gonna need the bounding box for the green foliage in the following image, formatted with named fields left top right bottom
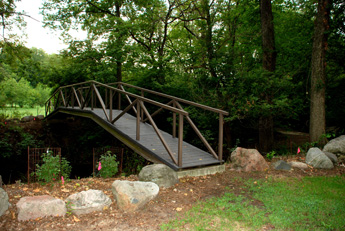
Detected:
left=99, top=151, right=119, bottom=178
left=266, top=150, right=276, bottom=160
left=34, top=152, right=71, bottom=183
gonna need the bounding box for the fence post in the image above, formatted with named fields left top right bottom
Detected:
left=173, top=100, right=176, bottom=138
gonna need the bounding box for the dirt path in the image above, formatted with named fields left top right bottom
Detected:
left=1, top=161, right=344, bottom=231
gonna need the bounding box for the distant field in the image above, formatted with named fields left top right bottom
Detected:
left=0, top=106, right=45, bottom=119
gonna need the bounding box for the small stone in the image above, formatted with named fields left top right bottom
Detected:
left=289, top=161, right=308, bottom=170
left=273, top=160, right=291, bottom=171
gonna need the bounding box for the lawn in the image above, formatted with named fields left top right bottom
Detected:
left=0, top=105, right=45, bottom=119
left=162, top=176, right=345, bottom=231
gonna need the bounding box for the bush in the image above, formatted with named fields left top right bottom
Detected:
left=99, top=151, right=119, bottom=178
left=34, top=152, right=72, bottom=183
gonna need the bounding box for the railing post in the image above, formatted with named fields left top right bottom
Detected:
left=141, top=90, right=144, bottom=121
left=136, top=100, right=141, bottom=141
left=64, top=88, right=67, bottom=107
left=91, top=87, right=94, bottom=110
left=71, top=88, right=75, bottom=108
left=218, top=113, right=224, bottom=161
left=173, top=100, right=176, bottom=138
left=109, top=89, right=113, bottom=122
left=178, top=113, right=183, bottom=167
left=105, top=88, right=108, bottom=108
left=118, top=84, right=121, bottom=110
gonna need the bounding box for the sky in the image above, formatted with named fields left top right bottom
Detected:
left=15, top=0, right=85, bottom=54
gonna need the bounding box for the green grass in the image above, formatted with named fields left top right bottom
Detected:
left=161, top=176, right=345, bottom=231
left=0, top=106, right=45, bottom=119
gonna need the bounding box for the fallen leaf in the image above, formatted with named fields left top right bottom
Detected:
left=33, top=188, right=40, bottom=193
left=176, top=207, right=183, bottom=211
left=73, top=216, right=80, bottom=222
left=10, top=210, right=16, bottom=219
left=184, top=193, right=188, bottom=196
left=61, top=188, right=70, bottom=193
left=22, top=187, right=28, bottom=191
left=14, top=195, right=21, bottom=198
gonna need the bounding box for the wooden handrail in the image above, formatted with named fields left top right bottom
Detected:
left=45, top=80, right=228, bottom=167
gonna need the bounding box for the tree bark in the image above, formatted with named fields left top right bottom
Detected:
left=259, top=0, right=276, bottom=152
left=310, top=0, right=330, bottom=145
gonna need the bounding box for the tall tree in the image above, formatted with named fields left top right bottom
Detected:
left=259, top=0, right=276, bottom=152
left=309, top=0, right=330, bottom=145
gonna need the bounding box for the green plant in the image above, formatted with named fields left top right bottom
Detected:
left=99, top=151, right=119, bottom=178
left=266, top=150, right=276, bottom=160
left=66, top=201, right=74, bottom=215
left=34, top=152, right=72, bottom=183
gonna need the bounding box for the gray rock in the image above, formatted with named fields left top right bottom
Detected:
left=112, top=180, right=159, bottom=212
left=324, top=151, right=338, bottom=164
left=289, top=161, right=308, bottom=170
left=66, top=190, right=112, bottom=215
left=21, top=116, right=34, bottom=122
left=306, top=148, right=334, bottom=169
left=273, top=160, right=292, bottom=171
left=0, top=188, right=9, bottom=216
left=65, top=190, right=112, bottom=215
left=230, top=147, right=269, bottom=172
left=16, top=195, right=66, bottom=221
left=139, top=164, right=179, bottom=188
left=323, top=135, right=345, bottom=155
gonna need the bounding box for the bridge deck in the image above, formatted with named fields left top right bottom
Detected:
left=49, top=107, right=222, bottom=170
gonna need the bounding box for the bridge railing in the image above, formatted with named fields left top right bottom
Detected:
left=45, top=81, right=228, bottom=167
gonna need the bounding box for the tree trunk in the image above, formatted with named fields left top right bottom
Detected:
left=310, top=0, right=330, bottom=145
left=259, top=0, right=276, bottom=152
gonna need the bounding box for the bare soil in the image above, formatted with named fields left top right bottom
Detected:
left=1, top=158, right=344, bottom=231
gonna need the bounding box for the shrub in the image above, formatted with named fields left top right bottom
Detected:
left=34, top=152, right=72, bottom=183
left=99, top=151, right=119, bottom=178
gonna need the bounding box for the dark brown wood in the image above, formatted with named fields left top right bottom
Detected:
left=140, top=101, right=178, bottom=165
left=175, top=101, right=218, bottom=159
left=45, top=80, right=227, bottom=169
left=218, top=113, right=224, bottom=161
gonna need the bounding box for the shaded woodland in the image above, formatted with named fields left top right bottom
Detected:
left=1, top=0, right=345, bottom=164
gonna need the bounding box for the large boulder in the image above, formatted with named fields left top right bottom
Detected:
left=230, top=147, right=269, bottom=172
left=112, top=180, right=159, bottom=212
left=16, top=195, right=66, bottom=221
left=323, top=135, right=345, bottom=155
left=65, top=190, right=112, bottom=215
left=306, top=148, right=334, bottom=169
left=139, top=164, right=179, bottom=188
left=0, top=188, right=9, bottom=216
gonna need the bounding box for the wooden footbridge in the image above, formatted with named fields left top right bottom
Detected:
left=45, top=81, right=228, bottom=171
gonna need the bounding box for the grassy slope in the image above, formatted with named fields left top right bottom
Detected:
left=162, top=176, right=345, bottom=231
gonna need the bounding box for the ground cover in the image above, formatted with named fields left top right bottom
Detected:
left=0, top=160, right=344, bottom=231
